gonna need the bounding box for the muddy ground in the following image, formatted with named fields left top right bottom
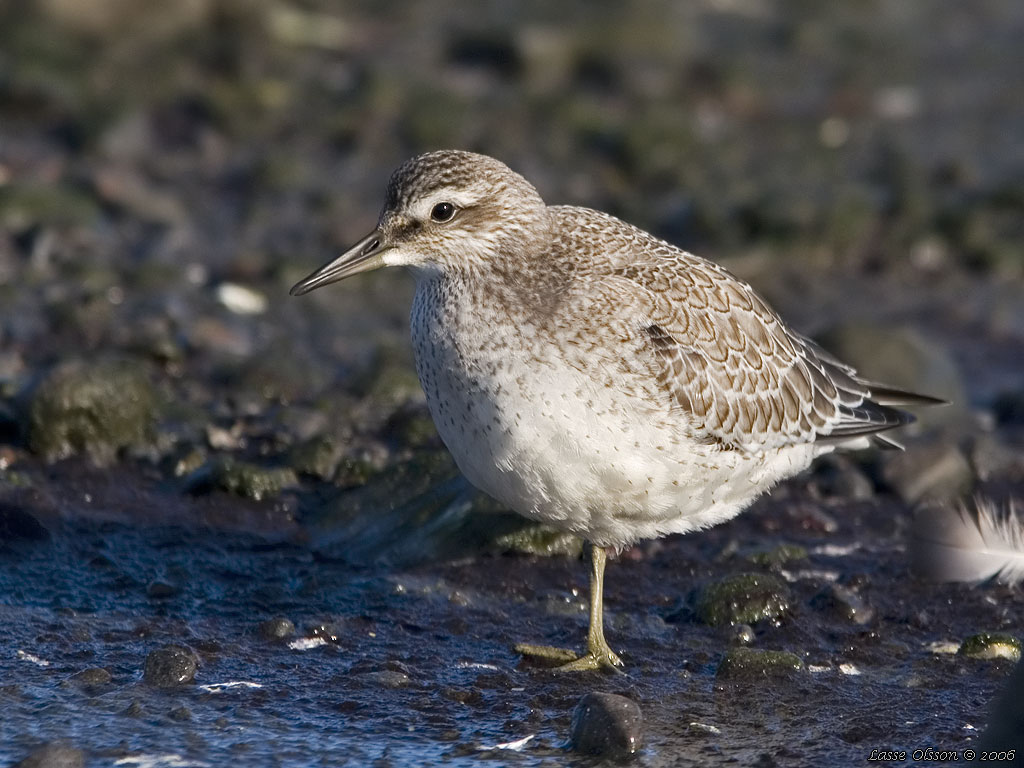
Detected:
left=1, top=1, right=1023, bottom=766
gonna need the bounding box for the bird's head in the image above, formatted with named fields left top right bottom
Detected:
left=290, top=150, right=547, bottom=295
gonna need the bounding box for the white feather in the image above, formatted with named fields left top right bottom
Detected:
left=912, top=498, right=1024, bottom=585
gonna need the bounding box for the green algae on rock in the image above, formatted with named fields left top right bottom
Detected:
left=28, top=360, right=158, bottom=466
left=697, top=572, right=791, bottom=627
left=289, top=434, right=343, bottom=480
left=200, top=457, right=299, bottom=501
left=747, top=543, right=808, bottom=567
left=492, top=524, right=583, bottom=558
left=959, top=633, right=1022, bottom=662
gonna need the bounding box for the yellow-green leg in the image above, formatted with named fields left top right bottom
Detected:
left=515, top=543, right=624, bottom=671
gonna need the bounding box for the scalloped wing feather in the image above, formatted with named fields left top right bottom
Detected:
left=551, top=206, right=924, bottom=451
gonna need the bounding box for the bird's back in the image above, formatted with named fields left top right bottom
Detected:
left=543, top=205, right=937, bottom=454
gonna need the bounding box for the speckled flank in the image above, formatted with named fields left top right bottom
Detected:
left=345, top=151, right=928, bottom=548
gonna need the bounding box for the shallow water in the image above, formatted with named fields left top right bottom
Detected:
left=2, top=461, right=1020, bottom=766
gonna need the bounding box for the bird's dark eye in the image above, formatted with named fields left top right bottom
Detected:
left=430, top=202, right=456, bottom=222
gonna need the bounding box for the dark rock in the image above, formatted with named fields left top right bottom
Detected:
left=146, top=581, right=179, bottom=598
left=27, top=360, right=158, bottom=466
left=64, top=667, right=112, bottom=686
left=812, top=584, right=875, bottom=625
left=122, top=700, right=145, bottom=717
left=258, top=617, right=296, bottom=640
left=696, top=572, right=791, bottom=627
left=13, top=743, right=84, bottom=768
left=783, top=503, right=839, bottom=533
left=716, top=648, right=804, bottom=680
left=0, top=398, right=20, bottom=441
left=978, top=655, right=1024, bottom=753
left=994, top=389, right=1024, bottom=425
left=882, top=442, right=974, bottom=504
left=362, top=669, right=412, bottom=689
left=0, top=503, right=50, bottom=541
left=570, top=692, right=643, bottom=757
left=811, top=455, right=875, bottom=500
left=143, top=644, right=198, bottom=686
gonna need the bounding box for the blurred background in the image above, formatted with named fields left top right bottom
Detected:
left=1, top=1, right=1023, bottom=765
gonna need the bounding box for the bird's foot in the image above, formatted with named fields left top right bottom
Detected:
left=514, top=642, right=624, bottom=672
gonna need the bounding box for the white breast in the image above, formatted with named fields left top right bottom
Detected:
left=409, top=276, right=822, bottom=548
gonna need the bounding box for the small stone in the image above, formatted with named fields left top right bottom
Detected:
left=959, top=633, right=1021, bottom=662
left=696, top=572, right=791, bottom=627
left=994, top=389, right=1024, bottom=425
left=169, top=706, right=192, bottom=721
left=64, top=667, right=112, bottom=686
left=0, top=503, right=50, bottom=541
left=882, top=442, right=974, bottom=504
left=570, top=692, right=644, bottom=757
left=122, top=700, right=145, bottom=717
left=143, top=645, right=198, bottom=686
left=362, top=669, right=412, bottom=689
left=812, top=584, right=875, bottom=625
left=731, top=624, right=755, bottom=645
left=289, top=435, right=342, bottom=480
left=13, top=743, right=84, bottom=768
left=258, top=617, right=296, bottom=640
left=716, top=648, right=804, bottom=680
left=215, top=282, right=268, bottom=315
left=173, top=447, right=207, bottom=478
left=811, top=455, right=875, bottom=500
left=146, top=581, right=179, bottom=599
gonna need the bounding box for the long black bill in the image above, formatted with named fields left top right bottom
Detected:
left=289, top=230, right=387, bottom=296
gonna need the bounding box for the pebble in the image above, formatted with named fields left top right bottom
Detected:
left=570, top=692, right=644, bottom=757
left=362, top=669, right=412, bottom=689
left=146, top=580, right=180, bottom=598
left=143, top=645, right=199, bottom=686
left=258, top=617, right=296, bottom=640
left=696, top=572, right=791, bottom=627
left=0, top=504, right=50, bottom=541
left=64, top=667, right=113, bottom=686
left=812, top=584, right=875, bottom=625
left=811, top=455, right=875, bottom=500
left=13, top=743, right=84, bottom=768
left=216, top=282, right=268, bottom=315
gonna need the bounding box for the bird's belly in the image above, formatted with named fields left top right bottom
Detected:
left=415, top=336, right=818, bottom=547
